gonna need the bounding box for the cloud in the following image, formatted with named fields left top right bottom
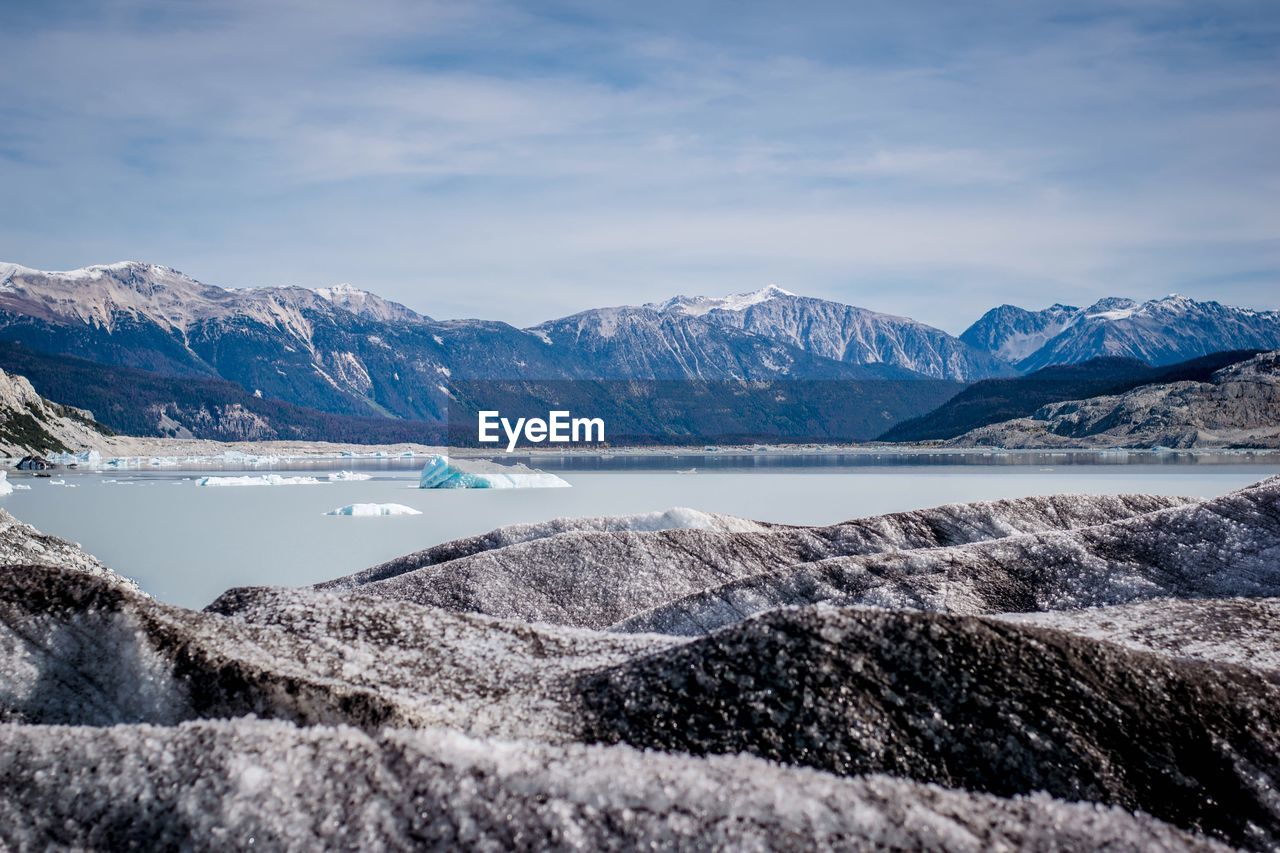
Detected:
left=0, top=0, right=1276, bottom=332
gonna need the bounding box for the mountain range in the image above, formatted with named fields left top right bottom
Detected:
left=961, top=296, right=1280, bottom=372
left=1, top=260, right=1278, bottom=441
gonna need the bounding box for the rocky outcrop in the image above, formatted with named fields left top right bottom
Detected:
left=0, top=367, right=108, bottom=456
left=948, top=350, right=1280, bottom=448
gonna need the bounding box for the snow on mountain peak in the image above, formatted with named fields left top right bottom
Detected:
left=315, top=283, right=366, bottom=301
left=657, top=284, right=797, bottom=317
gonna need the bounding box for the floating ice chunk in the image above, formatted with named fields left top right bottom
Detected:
left=12, top=484, right=30, bottom=491
left=197, top=475, right=323, bottom=487
left=418, top=454, right=569, bottom=490
left=0, top=471, right=12, bottom=497
left=46, top=449, right=103, bottom=468
left=48, top=479, right=67, bottom=486
left=327, top=471, right=373, bottom=481
left=325, top=503, right=423, bottom=516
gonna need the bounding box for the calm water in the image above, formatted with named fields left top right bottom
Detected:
left=5, top=453, right=1277, bottom=608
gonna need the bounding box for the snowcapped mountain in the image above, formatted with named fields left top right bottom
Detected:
left=963, top=295, right=1280, bottom=372
left=529, top=302, right=914, bottom=380
left=0, top=263, right=962, bottom=433
left=959, top=303, right=1079, bottom=363
left=314, top=283, right=427, bottom=324
left=0, top=261, right=563, bottom=419
left=651, top=285, right=1012, bottom=381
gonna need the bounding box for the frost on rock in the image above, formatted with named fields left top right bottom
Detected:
left=325, top=503, right=421, bottom=516
left=418, top=454, right=569, bottom=489
left=196, top=474, right=323, bottom=487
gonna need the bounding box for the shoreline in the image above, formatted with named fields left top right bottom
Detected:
left=8, top=435, right=1280, bottom=468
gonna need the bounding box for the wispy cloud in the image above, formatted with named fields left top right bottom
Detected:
left=1, top=0, right=1276, bottom=331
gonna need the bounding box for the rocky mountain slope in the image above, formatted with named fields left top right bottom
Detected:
left=959, top=302, right=1079, bottom=363
left=0, top=342, right=442, bottom=445
left=3, top=481, right=1278, bottom=848
left=880, top=349, right=1262, bottom=443
left=949, top=349, right=1280, bottom=448
left=655, top=285, right=1013, bottom=381
left=964, top=295, right=1280, bottom=372
left=0, top=365, right=110, bottom=456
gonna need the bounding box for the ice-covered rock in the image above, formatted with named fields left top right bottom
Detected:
left=417, top=454, right=569, bottom=489
left=325, top=503, right=422, bottom=517
left=196, top=474, right=323, bottom=487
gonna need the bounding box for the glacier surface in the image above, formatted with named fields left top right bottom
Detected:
left=3, top=479, right=1280, bottom=849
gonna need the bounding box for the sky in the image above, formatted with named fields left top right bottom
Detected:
left=0, top=0, right=1277, bottom=333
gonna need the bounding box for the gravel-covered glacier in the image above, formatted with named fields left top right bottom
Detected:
left=3, top=479, right=1280, bottom=849
left=320, top=492, right=1191, bottom=628
left=614, top=476, right=1280, bottom=636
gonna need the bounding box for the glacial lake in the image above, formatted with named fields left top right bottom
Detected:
left=6, top=451, right=1278, bottom=609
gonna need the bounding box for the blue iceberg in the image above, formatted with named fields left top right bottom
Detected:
left=418, top=455, right=570, bottom=490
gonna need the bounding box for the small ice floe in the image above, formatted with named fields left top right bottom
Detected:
left=327, top=471, right=373, bottom=481
left=676, top=468, right=698, bottom=475
left=418, top=454, right=569, bottom=489
left=12, top=484, right=31, bottom=491
left=0, top=470, right=13, bottom=496
left=48, top=479, right=68, bottom=486
left=197, top=475, right=323, bottom=487
left=325, top=503, right=422, bottom=517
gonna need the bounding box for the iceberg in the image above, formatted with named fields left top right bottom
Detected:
left=46, top=450, right=103, bottom=468
left=327, top=471, right=373, bottom=481
left=418, top=455, right=570, bottom=490
left=325, top=503, right=423, bottom=517
left=0, top=471, right=12, bottom=497
left=197, top=475, right=323, bottom=487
